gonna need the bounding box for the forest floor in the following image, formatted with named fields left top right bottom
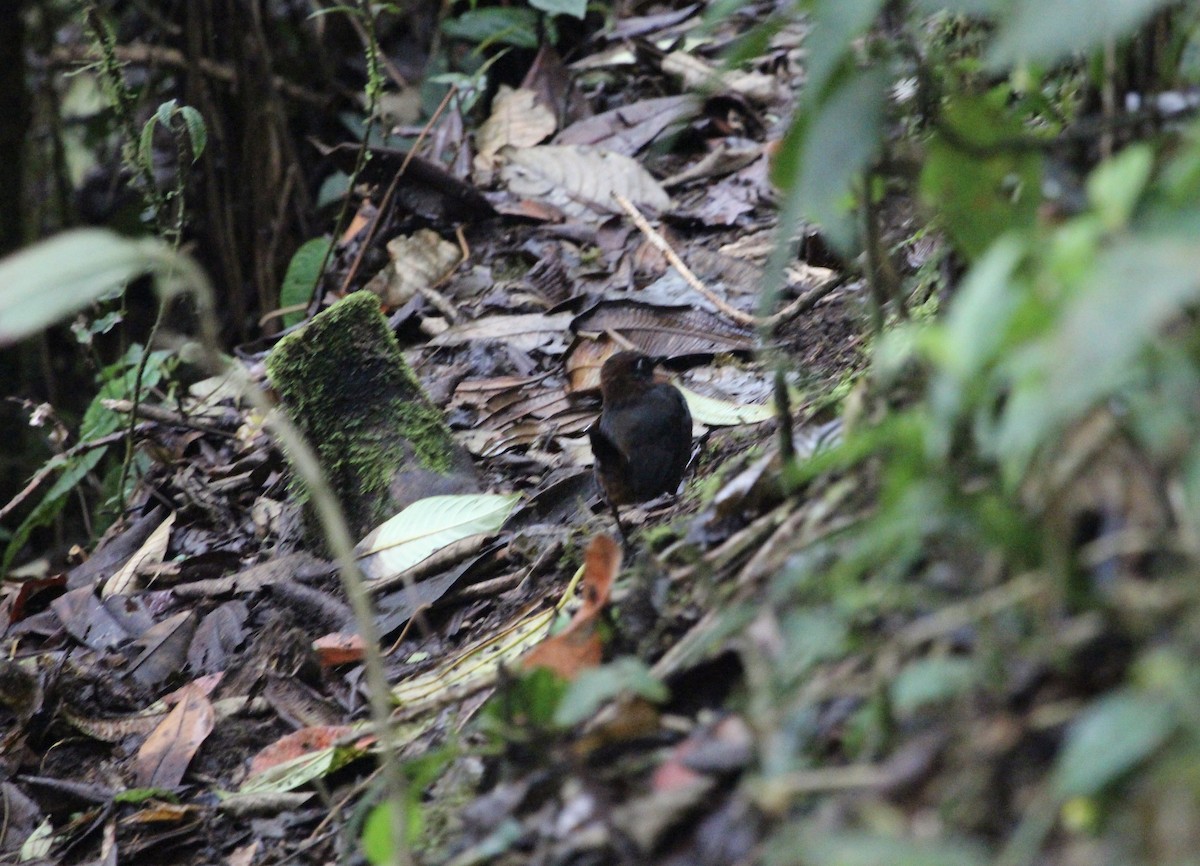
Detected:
left=2, top=4, right=1182, bottom=866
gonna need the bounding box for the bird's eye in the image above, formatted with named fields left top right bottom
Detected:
left=637, top=357, right=653, bottom=375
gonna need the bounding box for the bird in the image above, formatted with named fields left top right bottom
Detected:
left=587, top=351, right=693, bottom=538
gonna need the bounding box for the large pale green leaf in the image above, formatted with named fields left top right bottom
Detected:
left=998, top=236, right=1200, bottom=471
left=771, top=830, right=987, bottom=866
left=1087, top=144, right=1153, bottom=231
left=891, top=656, right=977, bottom=714
left=1054, top=690, right=1175, bottom=797
left=0, top=230, right=190, bottom=346
left=989, top=0, right=1176, bottom=68
left=529, top=0, right=585, bottom=19
left=356, top=493, right=521, bottom=579
left=679, top=385, right=774, bottom=426
left=554, top=657, right=669, bottom=727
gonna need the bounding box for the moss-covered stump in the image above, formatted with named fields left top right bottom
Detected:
left=265, top=291, right=478, bottom=538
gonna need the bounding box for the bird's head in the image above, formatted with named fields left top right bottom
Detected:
left=599, top=351, right=659, bottom=402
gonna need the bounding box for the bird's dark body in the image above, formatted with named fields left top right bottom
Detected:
left=588, top=351, right=692, bottom=506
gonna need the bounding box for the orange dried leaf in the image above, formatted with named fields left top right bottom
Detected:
left=522, top=534, right=621, bottom=680
left=313, top=633, right=365, bottom=667
left=247, top=725, right=375, bottom=776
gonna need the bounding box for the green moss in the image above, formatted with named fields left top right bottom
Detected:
left=394, top=399, right=454, bottom=474
left=264, top=292, right=463, bottom=533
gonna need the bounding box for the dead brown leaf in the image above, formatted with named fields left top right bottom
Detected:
left=499, top=145, right=670, bottom=223
left=135, top=682, right=215, bottom=788
left=474, top=86, right=557, bottom=176
left=522, top=534, right=621, bottom=679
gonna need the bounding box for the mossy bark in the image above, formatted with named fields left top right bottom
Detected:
left=265, top=291, right=478, bottom=538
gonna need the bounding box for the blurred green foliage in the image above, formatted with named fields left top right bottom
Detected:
left=755, top=0, right=1200, bottom=862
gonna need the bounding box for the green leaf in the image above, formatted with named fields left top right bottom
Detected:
left=891, top=657, right=977, bottom=714
left=999, top=236, right=1200, bottom=471
left=679, top=385, right=774, bottom=426
left=554, top=657, right=669, bottom=727
left=139, top=114, right=159, bottom=170
left=989, top=0, right=1176, bottom=68
left=1054, top=690, right=1175, bottom=797
left=773, top=830, right=988, bottom=866
left=925, top=236, right=1025, bottom=454
left=485, top=666, right=569, bottom=731
left=442, top=8, right=540, bottom=49
left=362, top=800, right=414, bottom=863
left=1087, top=144, right=1154, bottom=231
left=280, top=237, right=332, bottom=327
left=0, top=230, right=188, bottom=346
left=355, top=493, right=522, bottom=579
left=2, top=344, right=175, bottom=571
left=176, top=105, right=208, bottom=162
left=804, top=0, right=887, bottom=103
left=2, top=449, right=106, bottom=574
left=529, top=0, right=585, bottom=19
left=772, top=68, right=889, bottom=253
left=912, top=0, right=1001, bottom=13
left=920, top=93, right=1042, bottom=259
left=115, top=787, right=179, bottom=804
left=154, top=98, right=178, bottom=127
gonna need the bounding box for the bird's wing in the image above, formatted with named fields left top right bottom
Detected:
left=588, top=419, right=627, bottom=469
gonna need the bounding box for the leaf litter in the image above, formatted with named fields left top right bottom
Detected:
left=0, top=5, right=883, bottom=865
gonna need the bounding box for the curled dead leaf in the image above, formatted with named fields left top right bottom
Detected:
left=522, top=534, right=621, bottom=680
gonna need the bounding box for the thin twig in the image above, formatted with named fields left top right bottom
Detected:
left=101, top=398, right=237, bottom=438
left=0, top=426, right=150, bottom=523
left=612, top=193, right=758, bottom=328
left=337, top=85, right=459, bottom=296
left=612, top=192, right=844, bottom=330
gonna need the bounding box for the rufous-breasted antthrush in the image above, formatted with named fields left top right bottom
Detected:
left=587, top=351, right=693, bottom=537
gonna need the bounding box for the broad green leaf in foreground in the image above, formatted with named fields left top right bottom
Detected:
left=554, top=657, right=669, bottom=727
left=772, top=68, right=889, bottom=253
left=0, top=229, right=202, bottom=345
left=529, top=0, right=586, bottom=19
left=989, top=0, right=1177, bottom=69
left=891, top=656, right=977, bottom=715
left=355, top=493, right=521, bottom=579
left=771, top=829, right=987, bottom=866
left=998, top=236, right=1200, bottom=475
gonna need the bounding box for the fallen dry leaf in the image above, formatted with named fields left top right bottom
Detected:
left=365, top=229, right=462, bottom=308
left=522, top=534, right=621, bottom=680
left=135, top=682, right=215, bottom=788
left=499, top=144, right=670, bottom=223
left=475, top=86, right=557, bottom=176
left=313, top=632, right=365, bottom=667
left=101, top=511, right=175, bottom=598
left=555, top=95, right=700, bottom=155
left=247, top=725, right=374, bottom=777
left=661, top=51, right=780, bottom=104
